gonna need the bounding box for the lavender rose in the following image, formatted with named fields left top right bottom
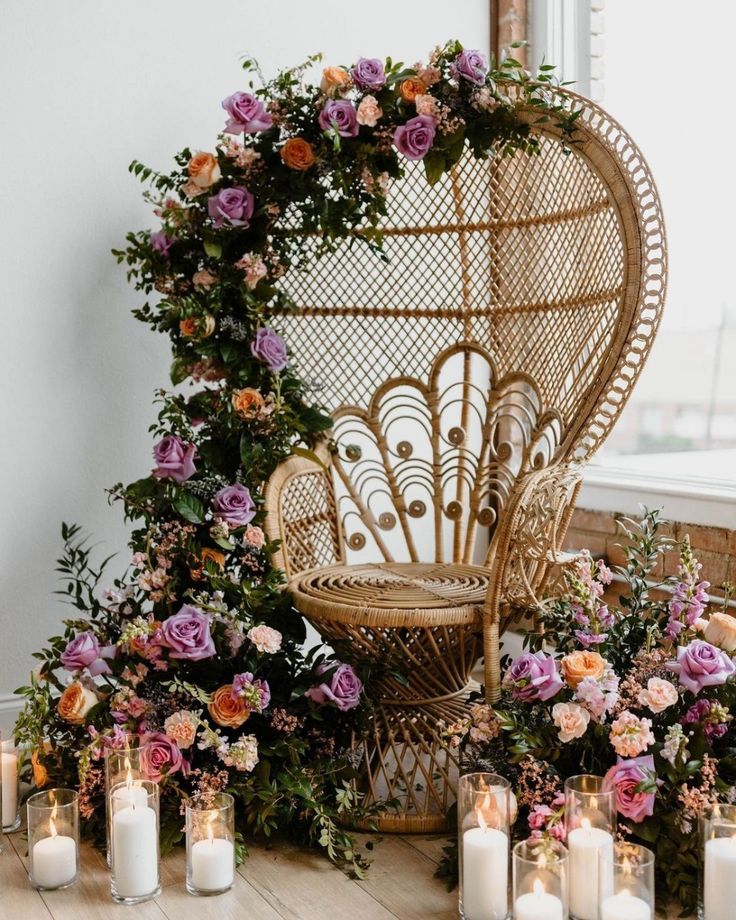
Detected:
left=212, top=483, right=256, bottom=527
left=393, top=115, right=436, bottom=161
left=318, top=100, right=359, bottom=138
left=221, top=91, right=273, bottom=134
left=351, top=57, right=386, bottom=90
left=603, top=755, right=657, bottom=823
left=667, top=639, right=736, bottom=694
left=140, top=732, right=189, bottom=781
left=152, top=435, right=197, bottom=483
left=453, top=49, right=488, bottom=85
left=160, top=605, right=215, bottom=661
left=305, top=661, right=363, bottom=712
left=150, top=231, right=173, bottom=259
left=60, top=631, right=116, bottom=677
left=251, top=327, right=288, bottom=372
left=207, top=187, right=255, bottom=229
left=503, top=650, right=564, bottom=702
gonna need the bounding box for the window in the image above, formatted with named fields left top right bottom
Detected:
left=528, top=0, right=736, bottom=524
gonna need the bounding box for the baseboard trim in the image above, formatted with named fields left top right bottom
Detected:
left=0, top=693, right=22, bottom=718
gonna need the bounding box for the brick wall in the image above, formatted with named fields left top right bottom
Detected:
left=563, top=508, right=735, bottom=597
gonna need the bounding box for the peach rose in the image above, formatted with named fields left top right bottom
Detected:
left=561, top=650, right=607, bottom=689
left=57, top=681, right=98, bottom=726
left=356, top=95, right=382, bottom=127
left=704, top=612, right=736, bottom=653
left=179, top=315, right=215, bottom=339
left=320, top=66, right=351, bottom=97
left=232, top=387, right=265, bottom=419
left=208, top=685, right=250, bottom=728
left=187, top=151, right=221, bottom=189
left=552, top=701, right=590, bottom=743
left=637, top=677, right=679, bottom=714
left=399, top=78, right=427, bottom=103
left=179, top=317, right=198, bottom=338
left=190, top=548, right=226, bottom=582
left=280, top=138, right=315, bottom=171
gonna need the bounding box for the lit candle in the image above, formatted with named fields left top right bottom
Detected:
left=1, top=741, right=18, bottom=828
left=704, top=835, right=736, bottom=920
left=567, top=817, right=614, bottom=920
left=111, top=776, right=158, bottom=899
left=600, top=889, right=651, bottom=920
left=462, top=805, right=508, bottom=920
left=514, top=878, right=564, bottom=920
left=190, top=816, right=235, bottom=892
left=31, top=810, right=77, bottom=889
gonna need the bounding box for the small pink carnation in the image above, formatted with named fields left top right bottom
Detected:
left=248, top=624, right=282, bottom=654
left=609, top=710, right=655, bottom=758
left=356, top=95, right=382, bottom=127
left=235, top=253, right=268, bottom=290
left=164, top=710, right=198, bottom=750
left=244, top=525, right=265, bottom=549
left=192, top=269, right=217, bottom=290
left=415, top=94, right=437, bottom=117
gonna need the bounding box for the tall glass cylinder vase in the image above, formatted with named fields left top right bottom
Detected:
left=599, top=842, right=653, bottom=920
left=700, top=803, right=736, bottom=920
left=185, top=792, right=235, bottom=896
left=1, top=737, right=20, bottom=832
left=513, top=837, right=568, bottom=920
left=109, top=778, right=160, bottom=904
left=27, top=788, right=80, bottom=890
left=458, top=772, right=511, bottom=920
left=104, top=738, right=150, bottom=866
left=564, top=775, right=616, bottom=920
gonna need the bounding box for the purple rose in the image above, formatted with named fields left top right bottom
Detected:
left=251, top=327, right=288, bottom=372
left=160, top=605, right=215, bottom=661
left=393, top=115, right=436, bottom=161
left=232, top=672, right=271, bottom=712
left=150, top=231, right=173, bottom=259
left=140, top=732, right=189, bottom=782
left=60, top=631, right=116, bottom=677
left=305, top=661, right=363, bottom=712
left=207, top=187, right=255, bottom=229
left=667, top=639, right=736, bottom=695
left=351, top=57, right=386, bottom=90
left=603, top=755, right=657, bottom=823
left=452, top=49, right=488, bottom=85
left=152, top=434, right=197, bottom=483
left=503, top=651, right=564, bottom=702
left=318, top=100, right=359, bottom=138
left=212, top=483, right=256, bottom=527
left=222, top=91, right=273, bottom=134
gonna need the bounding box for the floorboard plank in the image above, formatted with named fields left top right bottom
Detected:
left=0, top=834, right=53, bottom=920
left=399, top=833, right=450, bottom=866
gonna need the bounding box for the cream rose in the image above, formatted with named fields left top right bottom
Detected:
left=187, top=151, right=221, bottom=189
left=704, top=612, right=736, bottom=653
left=57, top=681, right=98, bottom=726
left=552, top=701, right=590, bottom=743
left=637, top=677, right=679, bottom=713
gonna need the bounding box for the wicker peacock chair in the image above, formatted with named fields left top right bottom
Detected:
left=264, top=86, right=666, bottom=832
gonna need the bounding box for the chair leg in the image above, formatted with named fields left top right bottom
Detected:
left=483, top=613, right=501, bottom=704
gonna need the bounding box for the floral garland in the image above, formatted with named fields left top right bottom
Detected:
left=443, top=511, right=736, bottom=911
left=15, top=41, right=574, bottom=870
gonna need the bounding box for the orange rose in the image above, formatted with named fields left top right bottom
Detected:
left=187, top=151, right=221, bottom=189
left=399, top=78, right=427, bottom=104
left=280, top=138, right=315, bottom=171
left=561, top=650, right=607, bottom=689
left=180, top=318, right=198, bottom=338
left=180, top=315, right=215, bottom=339
left=320, top=66, right=351, bottom=97
left=190, top=548, right=226, bottom=582
left=232, top=387, right=265, bottom=420
left=57, top=681, right=98, bottom=725
left=208, top=685, right=250, bottom=728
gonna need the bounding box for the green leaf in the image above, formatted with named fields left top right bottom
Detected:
left=172, top=491, right=206, bottom=523
left=203, top=237, right=222, bottom=259
left=169, top=357, right=189, bottom=385
left=423, top=151, right=445, bottom=186
left=291, top=446, right=328, bottom=471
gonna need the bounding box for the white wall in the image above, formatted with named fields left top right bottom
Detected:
left=0, top=0, right=490, bottom=731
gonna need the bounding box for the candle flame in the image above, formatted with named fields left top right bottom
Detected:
left=533, top=879, right=545, bottom=896
left=622, top=856, right=632, bottom=875
left=581, top=817, right=592, bottom=831
left=50, top=817, right=58, bottom=839
left=477, top=809, right=487, bottom=833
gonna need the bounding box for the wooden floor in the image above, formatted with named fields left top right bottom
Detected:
left=0, top=831, right=457, bottom=920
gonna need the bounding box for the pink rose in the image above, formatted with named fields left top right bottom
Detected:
left=140, top=731, right=190, bottom=781
left=637, top=677, right=678, bottom=713
left=152, top=435, right=197, bottom=483
left=604, top=755, right=657, bottom=823
left=305, top=661, right=363, bottom=712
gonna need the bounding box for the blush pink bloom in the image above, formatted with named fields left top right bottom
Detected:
left=192, top=269, right=217, bottom=290
left=356, top=95, right=382, bottom=127
left=247, top=624, right=282, bottom=654
left=140, top=731, right=190, bottom=781
left=244, top=525, right=265, bottom=549
left=551, top=702, right=590, bottom=743
left=609, top=711, right=655, bottom=758
left=637, top=677, right=679, bottom=713
left=604, top=755, right=657, bottom=823
left=415, top=94, right=437, bottom=117
left=164, top=710, right=198, bottom=749
left=235, top=252, right=268, bottom=289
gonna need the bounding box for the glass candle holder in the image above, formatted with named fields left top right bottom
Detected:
left=104, top=738, right=150, bottom=866
left=109, top=778, right=160, bottom=904
left=1, top=737, right=20, bottom=832
left=700, top=803, right=736, bottom=920
left=599, top=842, right=653, bottom=920
left=27, top=788, right=80, bottom=890
left=564, top=775, right=616, bottom=920
left=185, top=792, right=236, bottom=896
left=513, top=837, right=568, bottom=920
left=458, top=772, right=511, bottom=920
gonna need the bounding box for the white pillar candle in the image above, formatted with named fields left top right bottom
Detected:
left=600, top=891, right=651, bottom=920
left=190, top=836, right=235, bottom=891
left=704, top=836, right=736, bottom=920
left=567, top=821, right=613, bottom=920
left=462, top=825, right=508, bottom=920
left=1, top=744, right=18, bottom=827
left=515, top=880, right=564, bottom=920
left=112, top=804, right=158, bottom=899
left=112, top=782, right=148, bottom=810
left=31, top=834, right=77, bottom=889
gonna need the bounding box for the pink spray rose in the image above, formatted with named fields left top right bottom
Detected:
left=305, top=661, right=363, bottom=711
left=140, top=731, right=189, bottom=781
left=604, top=755, right=657, bottom=823
left=152, top=435, right=197, bottom=483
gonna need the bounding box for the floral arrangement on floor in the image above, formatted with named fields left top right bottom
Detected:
left=14, top=41, right=577, bottom=873
left=441, top=510, right=736, bottom=911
